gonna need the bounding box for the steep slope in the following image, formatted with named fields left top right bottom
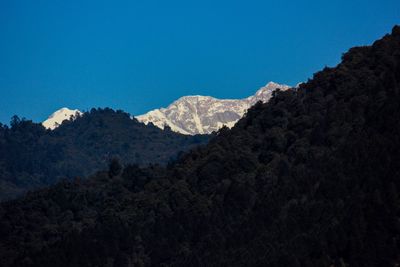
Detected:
left=136, top=81, right=290, bottom=134
left=1, top=26, right=400, bottom=267
left=42, top=107, right=82, bottom=130
left=0, top=108, right=209, bottom=200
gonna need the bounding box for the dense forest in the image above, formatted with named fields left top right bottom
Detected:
left=1, top=26, right=400, bottom=266
left=0, top=109, right=209, bottom=200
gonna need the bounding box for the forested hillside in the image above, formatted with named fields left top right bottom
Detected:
left=0, top=109, right=209, bottom=200
left=1, top=26, right=400, bottom=266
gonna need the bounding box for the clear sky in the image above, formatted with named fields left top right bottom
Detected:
left=0, top=0, right=399, bottom=124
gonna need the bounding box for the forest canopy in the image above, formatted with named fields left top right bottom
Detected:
left=0, top=108, right=209, bottom=200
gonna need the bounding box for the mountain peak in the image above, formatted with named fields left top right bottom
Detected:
left=265, top=81, right=283, bottom=88
left=176, top=95, right=215, bottom=103
left=42, top=107, right=82, bottom=130
left=254, top=82, right=290, bottom=97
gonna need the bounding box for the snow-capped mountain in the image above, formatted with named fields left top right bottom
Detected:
left=42, top=108, right=82, bottom=130
left=42, top=82, right=290, bottom=133
left=136, top=82, right=290, bottom=135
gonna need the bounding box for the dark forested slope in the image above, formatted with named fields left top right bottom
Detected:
left=0, top=109, right=209, bottom=200
left=1, top=26, right=400, bottom=266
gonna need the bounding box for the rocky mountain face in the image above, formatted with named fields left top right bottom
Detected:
left=136, top=81, right=290, bottom=135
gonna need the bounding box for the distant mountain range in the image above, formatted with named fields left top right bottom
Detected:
left=136, top=81, right=290, bottom=134
left=42, top=81, right=290, bottom=135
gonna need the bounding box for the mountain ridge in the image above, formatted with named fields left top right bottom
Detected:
left=42, top=82, right=290, bottom=134
left=0, top=108, right=209, bottom=200
left=136, top=81, right=290, bottom=134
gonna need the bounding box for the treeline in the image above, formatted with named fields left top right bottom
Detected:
left=1, top=26, right=400, bottom=266
left=0, top=108, right=209, bottom=200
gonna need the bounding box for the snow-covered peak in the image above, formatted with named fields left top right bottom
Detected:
left=173, top=95, right=215, bottom=104
left=136, top=81, right=291, bottom=135
left=265, top=81, right=284, bottom=88
left=42, top=108, right=82, bottom=130
left=254, top=82, right=290, bottom=97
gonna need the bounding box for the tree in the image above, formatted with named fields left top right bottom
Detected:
left=10, top=115, right=21, bottom=128
left=108, top=158, right=122, bottom=178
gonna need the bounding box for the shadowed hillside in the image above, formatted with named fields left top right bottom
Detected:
left=0, top=108, right=209, bottom=200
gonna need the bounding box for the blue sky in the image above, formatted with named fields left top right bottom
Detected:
left=0, top=0, right=399, bottom=124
